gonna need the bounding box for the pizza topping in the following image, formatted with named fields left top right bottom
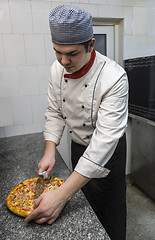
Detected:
left=10, top=195, right=16, bottom=200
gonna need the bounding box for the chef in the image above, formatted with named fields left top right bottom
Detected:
left=25, top=5, right=128, bottom=240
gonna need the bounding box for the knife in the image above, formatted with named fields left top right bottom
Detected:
left=35, top=171, right=47, bottom=197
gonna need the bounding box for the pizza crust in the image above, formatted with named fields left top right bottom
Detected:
left=6, top=203, right=32, bottom=217
left=6, top=177, right=64, bottom=217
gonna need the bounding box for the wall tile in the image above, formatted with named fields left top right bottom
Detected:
left=37, top=66, right=50, bottom=94
left=31, top=1, right=51, bottom=34
left=88, top=0, right=106, bottom=4
left=123, top=7, right=133, bottom=35
left=23, top=122, right=42, bottom=135
left=98, top=5, right=123, bottom=18
left=3, top=121, right=43, bottom=137
left=133, top=7, right=146, bottom=35
left=17, top=66, right=39, bottom=95
left=0, top=98, right=13, bottom=127
left=0, top=36, right=5, bottom=66
left=24, top=34, right=46, bottom=65
left=79, top=0, right=89, bottom=3
left=107, top=0, right=123, bottom=5
left=0, top=1, right=12, bottom=33
left=50, top=1, right=62, bottom=10
left=9, top=0, right=33, bottom=34
left=73, top=3, right=98, bottom=16
left=146, top=8, right=155, bottom=36
left=31, top=95, right=48, bottom=123
left=0, top=127, right=5, bottom=138
left=44, top=35, right=56, bottom=65
left=59, top=0, right=80, bottom=3
left=123, top=0, right=155, bottom=8
left=4, top=124, right=24, bottom=137
left=124, top=35, right=155, bottom=59
left=12, top=96, right=32, bottom=125
left=3, top=34, right=26, bottom=66
left=0, top=67, right=19, bottom=97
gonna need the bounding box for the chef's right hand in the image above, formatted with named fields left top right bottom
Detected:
left=38, top=140, right=56, bottom=178
left=38, top=155, right=55, bottom=178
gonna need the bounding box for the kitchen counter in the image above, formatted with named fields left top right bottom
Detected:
left=0, top=132, right=110, bottom=240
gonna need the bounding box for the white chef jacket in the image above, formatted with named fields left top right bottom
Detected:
left=44, top=50, right=128, bottom=179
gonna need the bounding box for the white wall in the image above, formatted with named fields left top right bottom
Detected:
left=0, top=0, right=155, bottom=170
left=0, top=0, right=55, bottom=136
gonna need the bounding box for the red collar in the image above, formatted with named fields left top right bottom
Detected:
left=64, top=49, right=96, bottom=79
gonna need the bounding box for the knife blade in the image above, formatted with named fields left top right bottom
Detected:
left=35, top=171, right=47, bottom=197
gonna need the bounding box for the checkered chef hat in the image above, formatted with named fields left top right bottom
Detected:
left=49, top=5, right=94, bottom=44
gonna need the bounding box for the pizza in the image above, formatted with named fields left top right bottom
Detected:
left=6, top=176, right=64, bottom=217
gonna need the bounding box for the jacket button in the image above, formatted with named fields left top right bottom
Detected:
left=63, top=98, right=65, bottom=102
left=81, top=105, right=84, bottom=109
left=69, top=130, right=72, bottom=133
left=64, top=116, right=67, bottom=119
left=83, top=123, right=86, bottom=127
left=85, top=84, right=88, bottom=87
left=65, top=79, right=68, bottom=83
left=87, top=135, right=89, bottom=139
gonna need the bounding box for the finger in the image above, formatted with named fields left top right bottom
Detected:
left=47, top=217, right=56, bottom=225
left=34, top=196, right=42, bottom=209
left=35, top=217, right=48, bottom=224
left=37, top=162, right=42, bottom=172
left=38, top=162, right=47, bottom=174
left=24, top=207, right=42, bottom=224
left=46, top=167, right=52, bottom=178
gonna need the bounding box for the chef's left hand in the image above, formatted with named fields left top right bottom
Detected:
left=24, top=188, right=67, bottom=224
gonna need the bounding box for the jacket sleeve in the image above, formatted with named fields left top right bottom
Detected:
left=74, top=73, right=128, bottom=178
left=43, top=73, right=66, bottom=145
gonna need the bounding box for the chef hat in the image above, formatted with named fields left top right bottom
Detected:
left=49, top=5, right=94, bottom=45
